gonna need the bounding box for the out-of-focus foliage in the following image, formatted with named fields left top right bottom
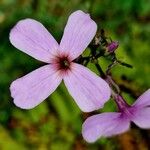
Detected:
left=0, top=0, right=150, bottom=149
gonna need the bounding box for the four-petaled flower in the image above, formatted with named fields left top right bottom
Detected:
left=82, top=89, right=150, bottom=142
left=9, top=10, right=111, bottom=112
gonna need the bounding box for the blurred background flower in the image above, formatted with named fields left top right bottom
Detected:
left=0, top=0, right=150, bottom=149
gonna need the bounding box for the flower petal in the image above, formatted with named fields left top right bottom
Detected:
left=131, top=107, right=150, bottom=129
left=82, top=112, right=130, bottom=143
left=63, top=63, right=111, bottom=112
left=10, top=65, right=62, bottom=109
left=132, top=89, right=150, bottom=108
left=60, top=10, right=97, bottom=60
left=9, top=19, right=58, bottom=63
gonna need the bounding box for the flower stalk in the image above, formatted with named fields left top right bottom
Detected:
left=76, top=30, right=132, bottom=112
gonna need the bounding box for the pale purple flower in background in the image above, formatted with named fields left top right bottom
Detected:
left=9, top=10, right=111, bottom=112
left=82, top=89, right=150, bottom=142
left=107, top=41, right=119, bottom=53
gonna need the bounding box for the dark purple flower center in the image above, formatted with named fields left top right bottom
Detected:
left=56, top=56, right=71, bottom=70
left=60, top=58, right=70, bottom=69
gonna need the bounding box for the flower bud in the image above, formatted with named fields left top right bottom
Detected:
left=107, top=41, right=119, bottom=53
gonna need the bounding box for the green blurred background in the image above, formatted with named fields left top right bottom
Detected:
left=0, top=0, right=150, bottom=149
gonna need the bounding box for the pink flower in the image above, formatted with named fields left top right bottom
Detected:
left=9, top=10, right=111, bottom=112
left=82, top=89, right=150, bottom=142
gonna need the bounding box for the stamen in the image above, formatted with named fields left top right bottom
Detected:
left=63, top=60, right=70, bottom=68
left=55, top=55, right=71, bottom=70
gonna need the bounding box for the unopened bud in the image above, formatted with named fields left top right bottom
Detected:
left=107, top=41, right=119, bottom=53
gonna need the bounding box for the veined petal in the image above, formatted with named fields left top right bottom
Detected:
left=132, top=89, right=150, bottom=108
left=60, top=10, right=97, bottom=60
left=82, top=112, right=130, bottom=143
left=10, top=65, right=62, bottom=109
left=131, top=107, right=150, bottom=129
left=63, top=63, right=111, bottom=112
left=9, top=19, right=58, bottom=63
